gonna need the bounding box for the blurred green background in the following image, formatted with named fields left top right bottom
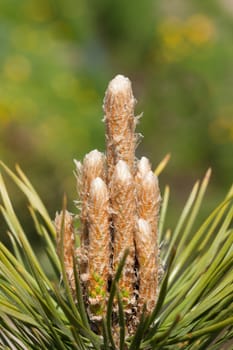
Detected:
left=0, top=0, right=233, bottom=244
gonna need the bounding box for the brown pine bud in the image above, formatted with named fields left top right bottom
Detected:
left=76, top=150, right=106, bottom=248
left=136, top=158, right=161, bottom=239
left=135, top=218, right=158, bottom=313
left=103, top=75, right=137, bottom=182
left=110, top=160, right=136, bottom=311
left=55, top=210, right=76, bottom=297
left=136, top=156, right=151, bottom=178
left=135, top=158, right=161, bottom=315
left=87, top=177, right=110, bottom=321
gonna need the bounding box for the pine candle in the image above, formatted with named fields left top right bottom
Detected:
left=56, top=74, right=161, bottom=335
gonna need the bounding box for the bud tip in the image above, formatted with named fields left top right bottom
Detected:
left=108, top=74, right=131, bottom=94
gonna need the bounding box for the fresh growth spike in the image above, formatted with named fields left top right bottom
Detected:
left=56, top=74, right=162, bottom=337
left=135, top=218, right=158, bottom=313
left=87, top=177, right=110, bottom=321
left=104, top=74, right=137, bottom=182
left=110, top=160, right=136, bottom=312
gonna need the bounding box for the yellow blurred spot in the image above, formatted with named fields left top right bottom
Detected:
left=158, top=17, right=189, bottom=62
left=4, top=55, right=31, bottom=82
left=158, top=14, right=215, bottom=62
left=184, top=14, right=215, bottom=46
left=159, top=17, right=183, bottom=49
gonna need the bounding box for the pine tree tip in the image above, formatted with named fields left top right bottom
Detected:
left=90, top=177, right=108, bottom=199
left=108, top=74, right=132, bottom=94
left=137, top=157, right=151, bottom=176
left=137, top=218, right=152, bottom=242
left=144, top=170, right=159, bottom=187
left=84, top=150, right=103, bottom=164
left=115, top=160, right=132, bottom=182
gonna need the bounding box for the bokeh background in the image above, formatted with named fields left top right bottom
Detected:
left=0, top=0, right=233, bottom=246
